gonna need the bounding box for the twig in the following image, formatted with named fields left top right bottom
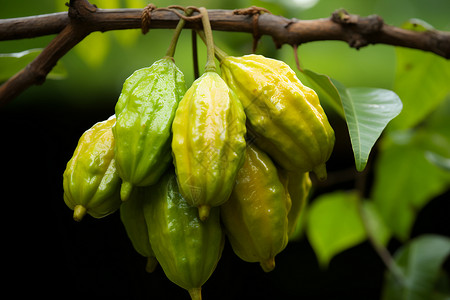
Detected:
left=2, top=7, right=449, bottom=58
left=1, top=2, right=450, bottom=107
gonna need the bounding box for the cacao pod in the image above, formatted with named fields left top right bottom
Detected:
left=113, top=58, right=186, bottom=201
left=143, top=169, right=224, bottom=300
left=171, top=71, right=247, bottom=220
left=220, top=143, right=291, bottom=272
left=220, top=54, right=335, bottom=180
left=281, top=170, right=312, bottom=237
left=63, top=115, right=121, bottom=221
left=120, top=186, right=158, bottom=273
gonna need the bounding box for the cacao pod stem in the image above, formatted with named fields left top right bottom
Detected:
left=73, top=205, right=87, bottom=222
left=260, top=257, right=276, bottom=272
left=164, top=8, right=193, bottom=58
left=199, top=7, right=216, bottom=73
left=145, top=257, right=158, bottom=273
left=120, top=181, right=133, bottom=201
left=188, top=288, right=202, bottom=300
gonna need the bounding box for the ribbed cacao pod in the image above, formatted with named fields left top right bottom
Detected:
left=171, top=71, right=247, bottom=221
left=281, top=170, right=312, bottom=237
left=63, top=116, right=121, bottom=221
left=220, top=143, right=291, bottom=272
left=143, top=169, right=224, bottom=300
left=120, top=186, right=158, bottom=273
left=220, top=54, right=335, bottom=180
left=113, top=58, right=186, bottom=201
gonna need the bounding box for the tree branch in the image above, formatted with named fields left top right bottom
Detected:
left=1, top=2, right=450, bottom=107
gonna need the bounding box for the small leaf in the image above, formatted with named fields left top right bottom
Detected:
left=381, top=234, right=450, bottom=300
left=0, top=49, right=66, bottom=82
left=342, top=87, right=403, bottom=171
left=302, top=69, right=345, bottom=118
left=306, top=191, right=367, bottom=268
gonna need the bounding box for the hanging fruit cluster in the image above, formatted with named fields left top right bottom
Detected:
left=62, top=7, right=334, bottom=300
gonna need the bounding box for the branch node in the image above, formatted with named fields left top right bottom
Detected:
left=332, top=9, right=357, bottom=24
left=331, top=9, right=384, bottom=50
left=285, top=18, right=300, bottom=29
left=68, top=0, right=97, bottom=20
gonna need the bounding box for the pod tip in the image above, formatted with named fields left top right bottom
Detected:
left=73, top=205, right=87, bottom=222
left=145, top=257, right=158, bottom=273
left=198, top=205, right=211, bottom=222
left=120, top=181, right=133, bottom=201
left=313, top=164, right=328, bottom=181
left=260, top=257, right=276, bottom=272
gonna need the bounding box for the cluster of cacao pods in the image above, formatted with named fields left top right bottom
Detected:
left=62, top=21, right=334, bottom=299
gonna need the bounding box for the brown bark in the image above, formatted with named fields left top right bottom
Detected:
left=1, top=1, right=449, bottom=107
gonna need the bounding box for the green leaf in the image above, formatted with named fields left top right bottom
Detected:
left=381, top=234, right=450, bottom=300
left=361, top=201, right=391, bottom=247
left=341, top=87, right=403, bottom=171
left=390, top=21, right=450, bottom=130
left=306, top=191, right=367, bottom=268
left=372, top=134, right=450, bottom=241
left=0, top=49, right=66, bottom=82
left=302, top=69, right=345, bottom=118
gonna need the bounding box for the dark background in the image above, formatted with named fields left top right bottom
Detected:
left=2, top=101, right=448, bottom=300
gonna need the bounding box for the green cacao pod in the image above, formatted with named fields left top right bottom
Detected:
left=171, top=71, right=247, bottom=221
left=143, top=169, right=224, bottom=300
left=281, top=171, right=312, bottom=237
left=63, top=116, right=121, bottom=222
left=220, top=54, right=335, bottom=180
left=220, top=143, right=291, bottom=272
left=120, top=186, right=158, bottom=273
left=113, top=58, right=186, bottom=201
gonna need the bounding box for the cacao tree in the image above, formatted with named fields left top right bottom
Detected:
left=1, top=0, right=449, bottom=299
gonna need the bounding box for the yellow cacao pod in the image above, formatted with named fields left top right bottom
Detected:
left=63, top=116, right=121, bottom=221
left=220, top=143, right=291, bottom=272
left=220, top=54, right=335, bottom=180
left=172, top=71, right=247, bottom=221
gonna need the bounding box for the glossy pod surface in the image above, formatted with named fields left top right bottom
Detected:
left=220, top=143, right=291, bottom=272
left=220, top=54, right=335, bottom=180
left=143, top=170, right=224, bottom=299
left=63, top=116, right=121, bottom=221
left=113, top=58, right=186, bottom=201
left=172, top=71, right=247, bottom=220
